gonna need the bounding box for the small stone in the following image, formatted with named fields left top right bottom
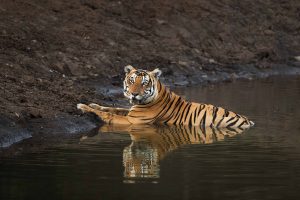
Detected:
left=178, top=61, right=189, bottom=66
left=264, top=30, right=274, bottom=35
left=294, top=56, right=300, bottom=61
left=156, top=19, right=167, bottom=25
left=208, top=59, right=216, bottom=63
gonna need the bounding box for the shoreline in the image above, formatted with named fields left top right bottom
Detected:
left=1, top=66, right=299, bottom=156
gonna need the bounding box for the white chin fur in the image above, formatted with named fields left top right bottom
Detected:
left=134, top=96, right=143, bottom=100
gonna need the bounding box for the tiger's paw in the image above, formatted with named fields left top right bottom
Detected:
left=77, top=103, right=91, bottom=113
left=88, top=103, right=103, bottom=110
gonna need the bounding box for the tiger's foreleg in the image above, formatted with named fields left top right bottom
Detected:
left=77, top=103, right=131, bottom=124
left=88, top=103, right=130, bottom=116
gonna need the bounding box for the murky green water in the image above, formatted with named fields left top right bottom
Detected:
left=1, top=76, right=300, bottom=200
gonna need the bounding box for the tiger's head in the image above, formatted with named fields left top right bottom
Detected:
left=123, top=65, right=162, bottom=105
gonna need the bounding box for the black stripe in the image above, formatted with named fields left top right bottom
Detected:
left=177, top=103, right=190, bottom=125
left=216, top=116, right=224, bottom=128
left=234, top=117, right=245, bottom=127
left=212, top=107, right=219, bottom=124
left=157, top=94, right=176, bottom=120
left=226, top=116, right=236, bottom=123
left=175, top=102, right=189, bottom=123
left=184, top=126, right=193, bottom=144
left=164, top=97, right=182, bottom=123
left=201, top=111, right=207, bottom=128
left=171, top=129, right=182, bottom=146
left=172, top=101, right=186, bottom=124
left=202, top=124, right=206, bottom=137
left=161, top=131, right=173, bottom=149
left=242, top=116, right=248, bottom=121
left=179, top=126, right=189, bottom=143
left=183, top=103, right=192, bottom=125
left=225, top=109, right=230, bottom=117
left=157, top=86, right=167, bottom=103
left=193, top=106, right=199, bottom=125
left=238, top=121, right=246, bottom=129
left=200, top=124, right=205, bottom=133
left=192, top=126, right=198, bottom=140
left=139, top=88, right=169, bottom=122
left=195, top=104, right=205, bottom=124
left=165, top=101, right=183, bottom=123
left=227, top=118, right=240, bottom=128
left=156, top=92, right=169, bottom=109
left=211, top=127, right=218, bottom=142
left=226, top=126, right=237, bottom=132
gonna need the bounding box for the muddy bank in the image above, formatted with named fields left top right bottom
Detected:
left=1, top=0, right=300, bottom=152
left=0, top=114, right=101, bottom=156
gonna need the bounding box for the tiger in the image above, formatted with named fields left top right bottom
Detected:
left=77, top=65, right=254, bottom=129
left=123, top=125, right=246, bottom=178
left=79, top=124, right=247, bottom=178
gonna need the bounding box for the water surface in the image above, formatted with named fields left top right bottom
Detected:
left=1, top=76, right=300, bottom=200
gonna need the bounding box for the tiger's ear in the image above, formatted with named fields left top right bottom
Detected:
left=150, top=68, right=162, bottom=79
left=124, top=65, right=135, bottom=74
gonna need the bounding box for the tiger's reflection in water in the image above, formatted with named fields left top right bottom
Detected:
left=98, top=124, right=248, bottom=179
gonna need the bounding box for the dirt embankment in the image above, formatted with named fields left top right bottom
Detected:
left=1, top=0, right=300, bottom=122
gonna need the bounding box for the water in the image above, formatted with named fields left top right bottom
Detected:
left=1, top=76, right=300, bottom=200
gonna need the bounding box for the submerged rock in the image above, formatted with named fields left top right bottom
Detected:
left=0, top=117, right=31, bottom=148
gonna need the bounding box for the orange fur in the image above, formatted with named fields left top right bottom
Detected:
left=77, top=65, right=254, bottom=129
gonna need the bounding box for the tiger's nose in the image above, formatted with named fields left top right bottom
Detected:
left=132, top=93, right=139, bottom=97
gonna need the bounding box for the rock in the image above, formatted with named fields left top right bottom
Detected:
left=294, top=56, right=300, bottom=61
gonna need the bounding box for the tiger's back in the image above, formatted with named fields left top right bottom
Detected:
left=127, top=81, right=253, bottom=129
